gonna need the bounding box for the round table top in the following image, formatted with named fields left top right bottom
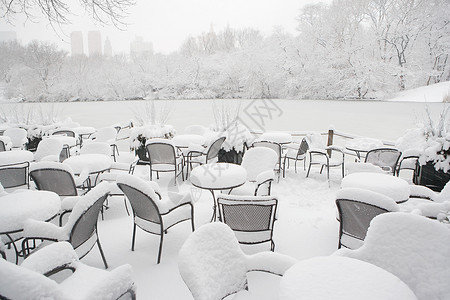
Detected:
left=341, top=172, right=410, bottom=203
left=259, top=132, right=293, bottom=144
left=0, top=150, right=34, bottom=165
left=0, top=190, right=61, bottom=233
left=345, top=138, right=384, bottom=152
left=47, top=135, right=77, bottom=147
left=64, top=153, right=112, bottom=175
left=73, top=126, right=96, bottom=135
left=190, top=163, right=247, bottom=190
left=172, top=134, right=206, bottom=148
left=279, top=256, right=417, bottom=300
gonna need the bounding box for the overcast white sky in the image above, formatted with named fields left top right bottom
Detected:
left=0, top=0, right=327, bottom=55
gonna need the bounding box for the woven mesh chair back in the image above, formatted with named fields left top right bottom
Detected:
left=365, top=148, right=401, bottom=173
left=336, top=199, right=389, bottom=243
left=117, top=183, right=162, bottom=224
left=0, top=140, right=5, bottom=152
left=70, top=193, right=109, bottom=249
left=206, top=137, right=226, bottom=161
left=30, top=168, right=78, bottom=196
left=146, top=143, right=176, bottom=165
left=221, top=204, right=273, bottom=231
left=0, top=162, right=28, bottom=188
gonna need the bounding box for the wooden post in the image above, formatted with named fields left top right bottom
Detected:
left=327, top=129, right=334, bottom=157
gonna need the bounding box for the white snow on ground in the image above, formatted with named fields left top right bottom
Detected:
left=390, top=81, right=450, bottom=102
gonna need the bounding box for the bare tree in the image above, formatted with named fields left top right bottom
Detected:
left=1, top=0, right=135, bottom=27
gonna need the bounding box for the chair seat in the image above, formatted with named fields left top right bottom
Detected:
left=234, top=230, right=273, bottom=244
left=312, top=154, right=343, bottom=166
left=285, top=149, right=306, bottom=160
left=339, top=233, right=364, bottom=250
left=230, top=182, right=258, bottom=196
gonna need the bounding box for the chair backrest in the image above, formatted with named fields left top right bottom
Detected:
left=30, top=162, right=78, bottom=196
left=145, top=141, right=176, bottom=166
left=217, top=194, right=278, bottom=247
left=0, top=140, right=5, bottom=152
left=116, top=176, right=162, bottom=227
left=52, top=129, right=76, bottom=138
left=0, top=161, right=29, bottom=188
left=338, top=212, right=450, bottom=300
left=365, top=148, right=401, bottom=174
left=34, top=138, right=64, bottom=162
left=241, top=147, right=278, bottom=181
left=178, top=222, right=249, bottom=300
left=297, top=138, right=309, bottom=156
left=80, top=142, right=112, bottom=156
left=70, top=191, right=109, bottom=251
left=206, top=136, right=226, bottom=162
left=3, top=128, right=28, bottom=148
left=252, top=141, right=282, bottom=167
left=335, top=188, right=399, bottom=249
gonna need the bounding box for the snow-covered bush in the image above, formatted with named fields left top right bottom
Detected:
left=129, top=125, right=176, bottom=151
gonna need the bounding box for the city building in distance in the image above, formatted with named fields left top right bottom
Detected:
left=70, top=31, right=84, bottom=56
left=88, top=30, right=102, bottom=56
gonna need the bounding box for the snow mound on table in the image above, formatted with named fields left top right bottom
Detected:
left=336, top=212, right=450, bottom=300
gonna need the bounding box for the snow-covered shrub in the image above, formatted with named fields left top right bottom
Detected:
left=129, top=125, right=176, bottom=151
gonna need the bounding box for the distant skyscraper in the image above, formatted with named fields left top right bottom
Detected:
left=88, top=31, right=102, bottom=56
left=0, top=31, right=17, bottom=42
left=104, top=37, right=112, bottom=57
left=130, top=36, right=153, bottom=57
left=70, top=31, right=84, bottom=56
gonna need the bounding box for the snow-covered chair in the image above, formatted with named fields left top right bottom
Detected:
left=336, top=212, right=450, bottom=300
left=116, top=174, right=194, bottom=264
left=85, top=127, right=119, bottom=161
left=0, top=136, right=12, bottom=151
left=84, top=142, right=138, bottom=216
left=0, top=240, right=5, bottom=259
left=217, top=193, right=278, bottom=251
left=34, top=138, right=64, bottom=162
left=335, top=188, right=399, bottom=250
left=0, top=242, right=136, bottom=299
left=29, top=161, right=90, bottom=225
left=365, top=148, right=402, bottom=175
left=396, top=149, right=421, bottom=181
left=145, top=138, right=184, bottom=184
left=230, top=147, right=278, bottom=196
left=283, top=137, right=309, bottom=174
left=306, top=132, right=345, bottom=180
left=186, top=136, right=226, bottom=177
left=21, top=182, right=112, bottom=269
left=251, top=141, right=284, bottom=180
left=178, top=222, right=297, bottom=300
left=3, top=127, right=28, bottom=149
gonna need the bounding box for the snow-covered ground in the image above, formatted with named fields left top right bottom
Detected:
left=1, top=83, right=449, bottom=299
left=390, top=81, right=450, bottom=103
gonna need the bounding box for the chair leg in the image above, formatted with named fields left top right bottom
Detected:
left=157, top=232, right=164, bottom=264
left=131, top=223, right=137, bottom=251
left=306, top=163, right=312, bottom=177
left=96, top=236, right=109, bottom=269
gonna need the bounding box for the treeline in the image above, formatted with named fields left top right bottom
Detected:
left=0, top=0, right=449, bottom=102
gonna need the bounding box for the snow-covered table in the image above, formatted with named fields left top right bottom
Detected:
left=0, top=190, right=60, bottom=263
left=190, top=163, right=247, bottom=222
left=172, top=134, right=206, bottom=148
left=279, top=256, right=417, bottom=300
left=345, top=137, right=384, bottom=161
left=73, top=126, right=96, bottom=145
left=341, top=172, right=410, bottom=203
left=259, top=132, right=293, bottom=145
left=64, top=154, right=112, bottom=187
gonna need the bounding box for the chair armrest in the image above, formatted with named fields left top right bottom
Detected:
left=255, top=170, right=275, bottom=185
left=22, top=219, right=66, bottom=241
left=20, top=242, right=79, bottom=276
left=83, top=264, right=136, bottom=300
left=326, top=145, right=345, bottom=153
left=309, top=148, right=328, bottom=156
left=409, top=185, right=437, bottom=201
left=246, top=252, right=298, bottom=276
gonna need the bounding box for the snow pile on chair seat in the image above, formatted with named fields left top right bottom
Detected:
left=34, top=138, right=64, bottom=162
left=178, top=222, right=248, bottom=300
left=241, top=147, right=278, bottom=181
left=336, top=212, right=450, bottom=300
left=336, top=188, right=399, bottom=212
left=0, top=150, right=33, bottom=165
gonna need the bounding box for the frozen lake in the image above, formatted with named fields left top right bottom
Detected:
left=1, top=99, right=447, bottom=141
